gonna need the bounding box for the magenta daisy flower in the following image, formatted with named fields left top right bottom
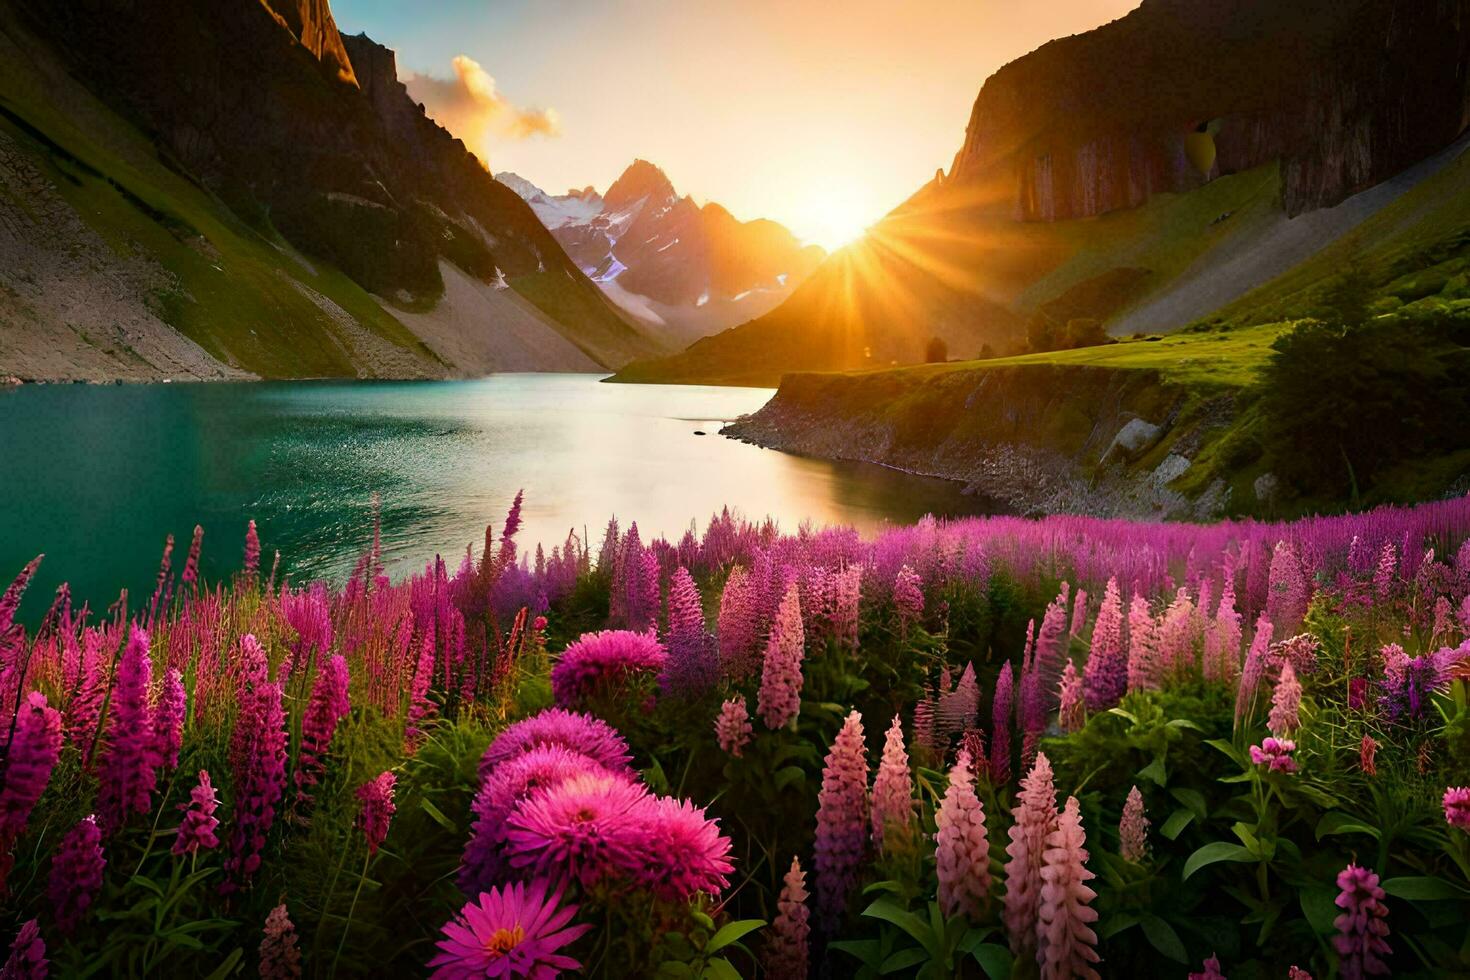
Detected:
left=429, top=878, right=590, bottom=979
left=479, top=709, right=632, bottom=782
left=639, top=797, right=735, bottom=901
left=550, top=629, right=667, bottom=709
left=504, top=772, right=652, bottom=888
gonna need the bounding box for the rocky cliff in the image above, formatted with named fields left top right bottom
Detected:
left=944, top=0, right=1470, bottom=221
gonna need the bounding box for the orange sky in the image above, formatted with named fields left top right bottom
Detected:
left=334, top=0, right=1140, bottom=250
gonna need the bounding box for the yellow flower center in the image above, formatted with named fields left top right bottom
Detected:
left=484, top=925, right=525, bottom=959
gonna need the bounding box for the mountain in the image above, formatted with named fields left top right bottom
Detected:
left=614, top=0, right=1470, bottom=385
left=0, top=0, right=662, bottom=381
left=496, top=161, right=825, bottom=345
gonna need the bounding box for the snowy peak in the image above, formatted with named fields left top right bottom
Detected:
left=603, top=159, right=677, bottom=212
left=494, top=172, right=603, bottom=230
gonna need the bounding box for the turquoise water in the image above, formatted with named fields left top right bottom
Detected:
left=0, top=375, right=997, bottom=619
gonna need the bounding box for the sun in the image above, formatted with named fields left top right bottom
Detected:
left=789, top=179, right=882, bottom=252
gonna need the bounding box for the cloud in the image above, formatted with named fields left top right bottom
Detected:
left=405, top=55, right=560, bottom=158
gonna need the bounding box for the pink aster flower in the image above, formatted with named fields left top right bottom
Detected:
left=429, top=878, right=590, bottom=980
left=48, top=814, right=105, bottom=935
left=551, top=630, right=666, bottom=710
left=0, top=691, right=62, bottom=893
left=1333, top=863, right=1391, bottom=979
left=1119, top=785, right=1149, bottom=863
left=764, top=856, right=810, bottom=979
left=871, top=715, right=914, bottom=851
left=479, top=709, right=632, bottom=781
left=935, top=752, right=990, bottom=920
left=505, top=772, right=652, bottom=889
left=1443, top=786, right=1470, bottom=830
left=461, top=746, right=613, bottom=894
left=814, top=710, right=868, bottom=933
left=1249, top=737, right=1298, bottom=774
left=1, top=919, right=45, bottom=980
left=1189, top=954, right=1227, bottom=980
left=357, top=771, right=397, bottom=856
left=1003, top=752, right=1059, bottom=957
left=259, top=903, right=302, bottom=980
left=757, top=583, right=805, bottom=730
left=1038, top=796, right=1100, bottom=980
left=173, top=770, right=221, bottom=856
left=639, top=796, right=735, bottom=901
left=714, top=698, right=752, bottom=757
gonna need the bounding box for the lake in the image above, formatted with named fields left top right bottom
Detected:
left=0, top=374, right=998, bottom=619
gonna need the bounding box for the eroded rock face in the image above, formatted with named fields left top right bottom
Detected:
left=945, top=0, right=1470, bottom=220
left=260, top=0, right=357, bottom=84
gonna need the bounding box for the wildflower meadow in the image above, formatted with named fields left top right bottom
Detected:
left=3, top=493, right=1470, bottom=977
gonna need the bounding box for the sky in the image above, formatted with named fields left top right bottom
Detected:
left=332, top=0, right=1139, bottom=251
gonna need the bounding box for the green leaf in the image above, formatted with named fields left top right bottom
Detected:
left=774, top=766, right=806, bottom=791
left=1380, top=876, right=1468, bottom=901
left=1315, top=811, right=1381, bottom=841
left=1182, top=842, right=1255, bottom=880
left=862, top=898, right=937, bottom=956
left=829, top=939, right=884, bottom=968
left=419, top=798, right=457, bottom=833
left=1137, top=756, right=1168, bottom=786
left=1232, top=822, right=1261, bottom=854
left=657, top=962, right=694, bottom=979
left=1159, top=808, right=1195, bottom=841
left=1166, top=718, right=1204, bottom=732
left=1205, top=738, right=1247, bottom=766
left=969, top=943, right=1012, bottom=980
left=1107, top=707, right=1139, bottom=724
left=1098, top=913, right=1139, bottom=940
left=1138, top=914, right=1187, bottom=963
left=1169, top=787, right=1208, bottom=818
left=880, top=948, right=930, bottom=973
left=705, top=919, right=765, bottom=954
left=701, top=958, right=742, bottom=980
left=200, top=948, right=243, bottom=980
left=1299, top=887, right=1339, bottom=935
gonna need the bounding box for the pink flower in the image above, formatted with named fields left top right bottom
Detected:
left=1249, top=737, right=1298, bottom=774
left=48, top=814, right=105, bottom=935
left=1359, top=736, right=1378, bottom=777
left=714, top=698, right=752, bottom=757
left=764, top=857, right=810, bottom=978
left=152, top=668, right=186, bottom=772
left=1004, top=752, right=1058, bottom=956
left=1266, top=540, right=1309, bottom=632
left=913, top=692, right=937, bottom=758
left=551, top=630, right=667, bottom=709
left=935, top=752, right=990, bottom=919
left=871, top=715, right=914, bottom=851
left=181, top=525, right=204, bottom=590
left=405, top=624, right=437, bottom=753
left=1234, top=614, right=1275, bottom=725
left=1268, top=660, right=1303, bottom=735
left=1189, top=954, right=1228, bottom=980
left=936, top=662, right=979, bottom=738
left=296, top=654, right=351, bottom=806
left=0, top=691, right=61, bottom=892
left=97, top=626, right=157, bottom=833
left=1083, top=578, right=1126, bottom=711
left=505, top=772, right=652, bottom=889
left=1038, top=796, right=1100, bottom=980
left=1, top=919, right=45, bottom=980
left=814, top=710, right=868, bottom=932
left=757, top=583, right=805, bottom=730
left=461, top=746, right=614, bottom=894
left=244, top=519, right=261, bottom=582
left=1125, top=595, right=1158, bottom=693
left=893, top=564, right=924, bottom=631
left=173, top=770, right=221, bottom=855
left=479, top=709, right=632, bottom=780
left=429, top=878, right=590, bottom=979
left=1333, top=863, right=1391, bottom=979
left=1119, top=785, right=1149, bottom=863
left=990, top=662, right=1014, bottom=784
left=717, top=566, right=760, bottom=681
left=1443, top=786, right=1470, bottom=830
left=259, top=904, right=302, bottom=980
left=357, top=771, right=397, bottom=855
left=661, top=567, right=717, bottom=697
left=1288, top=968, right=1313, bottom=980
left=639, top=797, right=734, bottom=901
left=223, top=640, right=287, bottom=892
left=1058, top=661, right=1084, bottom=733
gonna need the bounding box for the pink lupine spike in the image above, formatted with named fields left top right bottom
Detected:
left=1119, top=785, right=1149, bottom=863
left=757, top=583, right=805, bottom=730
left=764, top=856, right=810, bottom=978
left=0, top=691, right=62, bottom=893
left=97, top=626, right=156, bottom=834
left=1038, top=795, right=1100, bottom=980
left=1003, top=752, right=1058, bottom=956
left=871, top=715, right=914, bottom=851
left=714, top=697, right=752, bottom=757
left=813, top=710, right=867, bottom=933
left=1082, top=578, right=1126, bottom=711
left=1268, top=660, right=1303, bottom=736
left=935, top=751, right=990, bottom=919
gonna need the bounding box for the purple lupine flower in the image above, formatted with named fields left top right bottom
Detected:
left=870, top=715, right=913, bottom=852
left=405, top=624, right=436, bottom=753
left=989, top=662, right=1013, bottom=784
left=0, top=691, right=62, bottom=893
left=223, top=640, right=287, bottom=892
left=893, top=565, right=924, bottom=632
left=48, top=814, right=105, bottom=934
left=1378, top=642, right=1466, bottom=721
left=173, top=770, right=221, bottom=855
left=97, top=626, right=156, bottom=833
left=714, top=698, right=752, bottom=757
left=1, top=919, right=45, bottom=979
left=764, top=857, right=810, bottom=979
left=153, top=668, right=186, bottom=772
left=295, top=654, right=350, bottom=805
left=357, top=771, right=396, bottom=855
left=243, top=519, right=261, bottom=583
left=660, top=567, right=718, bottom=698
left=757, top=584, right=805, bottom=730
left=814, top=710, right=868, bottom=933
left=1082, top=578, right=1126, bottom=711
left=1333, top=863, right=1391, bottom=979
